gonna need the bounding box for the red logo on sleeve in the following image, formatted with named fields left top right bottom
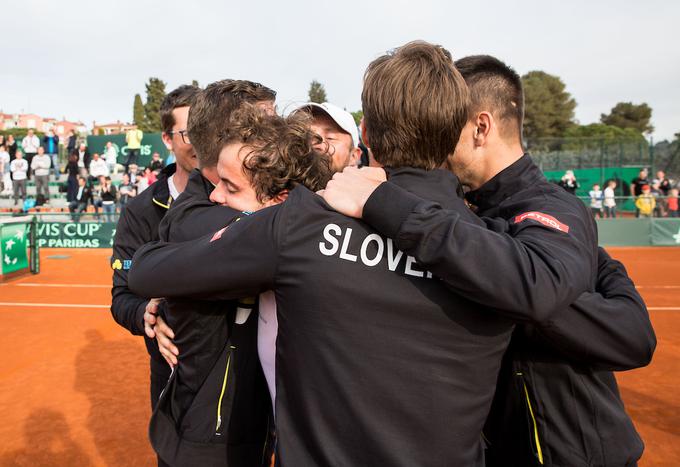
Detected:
left=513, top=212, right=570, bottom=233
left=210, top=226, right=228, bottom=242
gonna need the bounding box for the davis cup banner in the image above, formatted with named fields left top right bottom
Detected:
left=36, top=223, right=116, bottom=248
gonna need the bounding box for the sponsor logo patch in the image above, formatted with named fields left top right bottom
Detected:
left=123, top=260, right=133, bottom=270
left=111, top=259, right=123, bottom=270
left=513, top=211, right=570, bottom=233
left=210, top=227, right=228, bottom=243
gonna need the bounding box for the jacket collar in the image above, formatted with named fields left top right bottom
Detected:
left=184, top=169, right=216, bottom=201
left=465, top=154, right=543, bottom=212
left=151, top=163, right=177, bottom=210
left=386, top=167, right=463, bottom=209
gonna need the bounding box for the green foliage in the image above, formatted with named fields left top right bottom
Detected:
left=191, top=79, right=200, bottom=87
left=142, top=77, right=167, bottom=132
left=563, top=123, right=646, bottom=142
left=308, top=80, right=327, bottom=104
left=0, top=129, right=44, bottom=140
left=133, top=93, right=145, bottom=128
left=522, top=71, right=577, bottom=140
left=350, top=110, right=363, bottom=126
left=600, top=102, right=654, bottom=134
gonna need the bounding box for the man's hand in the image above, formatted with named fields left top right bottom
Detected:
left=319, top=167, right=386, bottom=218
left=143, top=298, right=162, bottom=338
left=155, top=315, right=179, bottom=367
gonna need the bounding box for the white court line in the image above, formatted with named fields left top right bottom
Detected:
left=0, top=283, right=110, bottom=288
left=648, top=307, right=680, bottom=311
left=637, top=286, right=680, bottom=289
left=0, top=302, right=109, bottom=309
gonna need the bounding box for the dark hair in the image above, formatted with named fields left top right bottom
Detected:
left=454, top=55, right=524, bottom=142
left=188, top=80, right=276, bottom=169
left=220, top=105, right=331, bottom=202
left=160, top=84, right=202, bottom=134
left=362, top=41, right=470, bottom=170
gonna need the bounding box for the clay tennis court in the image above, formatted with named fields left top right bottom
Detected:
left=0, top=246, right=678, bottom=466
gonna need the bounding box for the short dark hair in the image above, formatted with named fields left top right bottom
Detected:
left=220, top=105, right=331, bottom=202
left=160, top=85, right=202, bottom=134
left=188, top=80, right=276, bottom=168
left=454, top=55, right=524, bottom=142
left=362, top=41, right=469, bottom=170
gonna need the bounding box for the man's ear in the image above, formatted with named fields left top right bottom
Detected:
left=473, top=112, right=492, bottom=147
left=350, top=146, right=361, bottom=167
left=161, top=132, right=172, bottom=151
left=360, top=120, right=370, bottom=148
left=265, top=189, right=289, bottom=206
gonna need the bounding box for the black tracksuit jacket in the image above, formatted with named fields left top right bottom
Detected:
left=150, top=170, right=272, bottom=466
left=129, top=168, right=516, bottom=466
left=110, top=163, right=176, bottom=405
left=359, top=155, right=655, bottom=466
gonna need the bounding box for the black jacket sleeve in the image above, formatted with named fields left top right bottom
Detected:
left=129, top=205, right=283, bottom=301
left=110, top=206, right=151, bottom=336
left=538, top=247, right=656, bottom=370
left=362, top=182, right=595, bottom=324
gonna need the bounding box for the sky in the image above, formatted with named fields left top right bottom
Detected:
left=2, top=0, right=679, bottom=141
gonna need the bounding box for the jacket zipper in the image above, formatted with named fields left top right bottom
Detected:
left=215, top=346, right=235, bottom=434
left=518, top=372, right=544, bottom=465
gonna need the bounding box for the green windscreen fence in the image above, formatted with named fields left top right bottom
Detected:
left=86, top=133, right=169, bottom=168
left=544, top=166, right=643, bottom=211
left=596, top=218, right=680, bottom=246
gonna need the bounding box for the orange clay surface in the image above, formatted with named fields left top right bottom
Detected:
left=0, top=247, right=678, bottom=466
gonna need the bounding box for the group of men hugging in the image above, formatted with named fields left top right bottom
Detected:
left=110, top=40, right=656, bottom=467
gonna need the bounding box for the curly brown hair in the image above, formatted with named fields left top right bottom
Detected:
left=220, top=105, right=332, bottom=203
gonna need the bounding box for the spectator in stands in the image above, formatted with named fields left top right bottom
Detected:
left=136, top=167, right=157, bottom=194
left=43, top=129, right=60, bottom=180
left=31, top=146, right=51, bottom=205
left=21, top=129, right=40, bottom=179
left=104, top=141, right=118, bottom=175
left=654, top=170, right=671, bottom=196
left=635, top=184, right=655, bottom=218
left=10, top=150, right=28, bottom=205
left=589, top=183, right=603, bottom=218
left=125, top=125, right=143, bottom=171
left=668, top=188, right=679, bottom=218
left=69, top=176, right=92, bottom=222
left=559, top=169, right=579, bottom=195
left=0, top=135, right=4, bottom=148
left=99, top=176, right=117, bottom=223
left=77, top=143, right=91, bottom=177
left=89, top=153, right=110, bottom=179
left=65, top=150, right=80, bottom=202
left=631, top=168, right=649, bottom=197
left=651, top=180, right=665, bottom=217
left=0, top=144, right=11, bottom=195
left=118, top=172, right=137, bottom=214
left=67, top=129, right=78, bottom=153
left=127, top=163, right=140, bottom=186
left=6, top=135, right=17, bottom=159
left=148, top=151, right=164, bottom=174
left=603, top=179, right=617, bottom=218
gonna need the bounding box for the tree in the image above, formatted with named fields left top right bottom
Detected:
left=308, top=80, right=327, bottom=103
left=132, top=94, right=145, bottom=128
left=563, top=123, right=645, bottom=142
left=522, top=71, right=577, bottom=141
left=350, top=110, right=363, bottom=126
left=191, top=80, right=200, bottom=87
left=142, top=77, right=167, bottom=132
left=600, top=102, right=653, bottom=134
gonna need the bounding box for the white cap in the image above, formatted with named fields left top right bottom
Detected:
left=293, top=102, right=360, bottom=148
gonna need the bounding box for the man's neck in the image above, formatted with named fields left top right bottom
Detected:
left=200, top=166, right=219, bottom=186
left=468, top=141, right=525, bottom=190
left=172, top=167, right=190, bottom=194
